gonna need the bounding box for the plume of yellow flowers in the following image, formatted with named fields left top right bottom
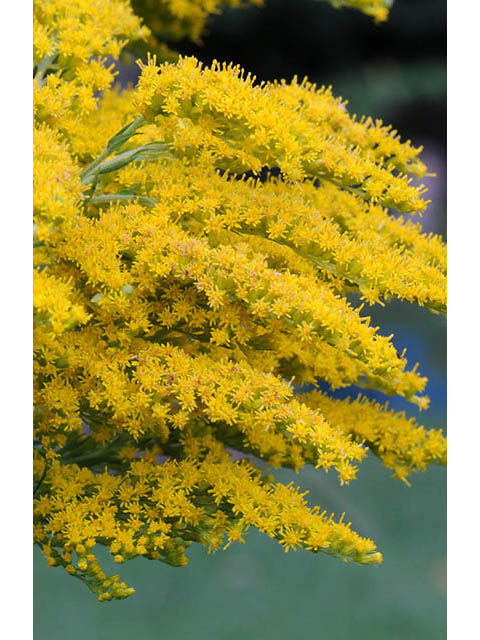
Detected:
left=322, top=0, right=391, bottom=22
left=33, top=0, right=445, bottom=601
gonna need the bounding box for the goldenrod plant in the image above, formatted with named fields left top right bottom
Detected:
left=33, top=0, right=446, bottom=602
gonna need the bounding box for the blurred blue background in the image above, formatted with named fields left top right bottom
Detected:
left=34, top=0, right=446, bottom=637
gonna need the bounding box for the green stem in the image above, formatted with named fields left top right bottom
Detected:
left=79, top=116, right=146, bottom=183
left=61, top=452, right=123, bottom=467
left=79, top=149, right=112, bottom=184
left=87, top=194, right=158, bottom=207
left=35, top=52, right=58, bottom=87
left=33, top=460, right=49, bottom=496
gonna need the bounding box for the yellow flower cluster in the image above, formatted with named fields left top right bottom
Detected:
left=134, top=57, right=428, bottom=214
left=33, top=270, right=91, bottom=335
left=34, top=443, right=380, bottom=600
left=33, top=0, right=446, bottom=601
left=34, top=0, right=148, bottom=137
left=302, top=391, right=447, bottom=484
left=107, top=156, right=445, bottom=312
left=322, top=0, right=391, bottom=23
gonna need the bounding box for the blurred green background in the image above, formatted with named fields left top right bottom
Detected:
left=34, top=0, right=446, bottom=637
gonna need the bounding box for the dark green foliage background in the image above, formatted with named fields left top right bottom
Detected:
left=34, top=1, right=446, bottom=637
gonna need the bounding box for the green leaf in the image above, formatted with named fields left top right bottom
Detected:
left=105, top=116, right=146, bottom=155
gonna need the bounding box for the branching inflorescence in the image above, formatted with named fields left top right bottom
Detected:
left=33, top=0, right=446, bottom=601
